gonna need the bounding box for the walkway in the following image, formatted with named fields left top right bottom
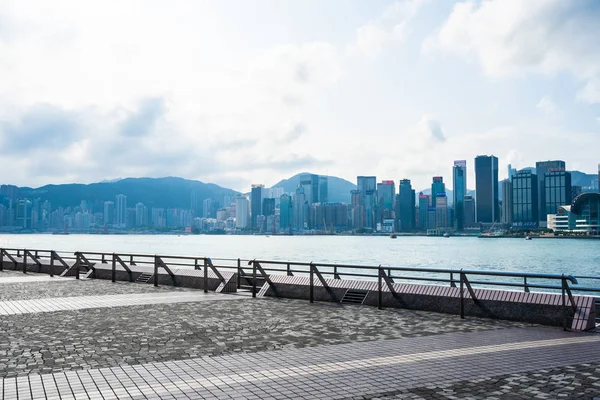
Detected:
left=0, top=271, right=599, bottom=399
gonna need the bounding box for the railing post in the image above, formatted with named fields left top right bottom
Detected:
left=450, top=272, right=455, bottom=287
left=35, top=250, right=39, bottom=259
left=75, top=252, right=80, bottom=280
left=287, top=263, right=292, bottom=276
left=378, top=268, right=383, bottom=310
left=309, top=262, right=314, bottom=303
left=524, top=276, right=530, bottom=292
left=154, top=256, right=159, bottom=287
left=561, top=275, right=567, bottom=331
left=101, top=254, right=106, bottom=264
left=17, top=250, right=20, bottom=258
left=23, top=249, right=28, bottom=274
left=252, top=260, right=257, bottom=298
left=459, top=271, right=465, bottom=319
left=49, top=251, right=55, bottom=277
left=111, top=253, right=116, bottom=283
left=203, top=258, right=208, bottom=293
left=237, top=258, right=241, bottom=289
left=130, top=255, right=135, bottom=266
left=0, top=248, right=3, bottom=271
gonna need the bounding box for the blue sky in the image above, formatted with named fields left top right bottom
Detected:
left=0, top=0, right=598, bottom=191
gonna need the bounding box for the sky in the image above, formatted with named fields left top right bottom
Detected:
left=0, top=0, right=599, bottom=192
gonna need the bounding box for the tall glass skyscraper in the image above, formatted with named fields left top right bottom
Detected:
left=475, top=155, right=499, bottom=223
left=431, top=177, right=445, bottom=203
left=250, top=184, right=264, bottom=230
left=377, top=180, right=395, bottom=221
left=418, top=193, right=429, bottom=230
left=397, top=179, right=415, bottom=231
left=453, top=160, right=467, bottom=231
left=357, top=176, right=377, bottom=230
left=512, top=170, right=538, bottom=224
left=319, top=176, right=328, bottom=203
left=535, top=160, right=566, bottom=225
left=279, top=194, right=292, bottom=231
left=544, top=171, right=572, bottom=216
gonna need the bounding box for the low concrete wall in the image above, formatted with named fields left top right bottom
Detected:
left=261, top=276, right=597, bottom=331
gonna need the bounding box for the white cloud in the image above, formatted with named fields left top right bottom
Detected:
left=577, top=79, right=600, bottom=104
left=423, top=0, right=600, bottom=103
left=536, top=96, right=557, bottom=116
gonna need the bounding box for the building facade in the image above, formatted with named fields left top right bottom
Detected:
left=535, top=160, right=566, bottom=225
left=397, top=179, right=415, bottom=231
left=512, top=170, right=538, bottom=225
left=453, top=161, right=467, bottom=231
left=475, top=155, right=499, bottom=223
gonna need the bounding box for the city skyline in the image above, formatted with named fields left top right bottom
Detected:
left=0, top=1, right=599, bottom=192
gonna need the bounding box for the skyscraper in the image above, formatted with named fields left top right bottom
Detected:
left=544, top=171, right=572, bottom=216
left=279, top=194, right=293, bottom=231
left=512, top=170, right=538, bottom=224
left=299, top=173, right=319, bottom=205
left=235, top=195, right=249, bottom=229
left=435, top=194, right=448, bottom=228
left=431, top=177, right=445, bottom=204
left=377, top=180, right=395, bottom=221
left=115, top=194, right=127, bottom=228
left=453, top=161, right=467, bottom=231
left=463, top=195, right=475, bottom=227
left=501, top=179, right=513, bottom=225
left=250, top=184, right=264, bottom=230
left=397, top=179, right=415, bottom=231
left=357, top=176, right=376, bottom=230
left=351, top=190, right=364, bottom=230
left=293, top=185, right=307, bottom=229
left=535, top=160, right=566, bottom=225
left=418, top=193, right=429, bottom=230
left=103, top=201, right=115, bottom=226
left=475, top=155, right=499, bottom=223
left=319, top=176, right=328, bottom=203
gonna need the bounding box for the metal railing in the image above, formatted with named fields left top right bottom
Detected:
left=1, top=248, right=598, bottom=330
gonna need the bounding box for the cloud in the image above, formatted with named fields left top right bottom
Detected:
left=577, top=79, right=600, bottom=104
left=536, top=96, right=557, bottom=115
left=417, top=115, right=446, bottom=143
left=0, top=104, right=82, bottom=152
left=423, top=0, right=600, bottom=102
left=281, top=123, right=307, bottom=143
left=119, top=98, right=165, bottom=137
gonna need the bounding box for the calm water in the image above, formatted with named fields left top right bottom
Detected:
left=0, top=234, right=598, bottom=277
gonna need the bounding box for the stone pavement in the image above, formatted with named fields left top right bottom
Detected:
left=0, top=271, right=599, bottom=399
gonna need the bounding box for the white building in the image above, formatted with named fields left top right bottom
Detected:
left=235, top=196, right=250, bottom=229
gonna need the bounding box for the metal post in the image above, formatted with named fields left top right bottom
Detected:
left=252, top=260, right=257, bottom=298
left=101, top=254, right=106, bottom=264
left=561, top=276, right=567, bottom=331
left=334, top=265, right=338, bottom=279
left=154, top=256, right=159, bottom=287
left=237, top=258, right=241, bottom=289
left=459, top=271, right=465, bottom=319
left=75, top=253, right=80, bottom=280
left=309, top=263, right=314, bottom=303
left=50, top=251, right=55, bottom=277
left=378, top=268, right=382, bottom=310
left=35, top=250, right=39, bottom=259
left=204, top=259, right=208, bottom=293
left=0, top=249, right=3, bottom=271
left=111, top=253, right=116, bottom=283
left=130, top=255, right=135, bottom=266
left=287, top=263, right=292, bottom=276
left=524, top=276, right=529, bottom=292
left=23, top=249, right=27, bottom=274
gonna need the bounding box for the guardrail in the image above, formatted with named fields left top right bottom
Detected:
left=1, top=248, right=598, bottom=330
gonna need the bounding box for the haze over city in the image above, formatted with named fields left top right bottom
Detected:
left=1, top=0, right=599, bottom=192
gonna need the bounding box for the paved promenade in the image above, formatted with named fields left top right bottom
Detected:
left=0, top=270, right=599, bottom=399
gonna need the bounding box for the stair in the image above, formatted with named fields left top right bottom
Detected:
left=135, top=273, right=153, bottom=284
left=595, top=298, right=599, bottom=326
left=341, top=289, right=368, bottom=305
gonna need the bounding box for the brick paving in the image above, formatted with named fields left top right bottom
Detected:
left=0, top=271, right=599, bottom=399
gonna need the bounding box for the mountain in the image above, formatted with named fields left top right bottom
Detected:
left=271, top=173, right=356, bottom=203
left=12, top=177, right=239, bottom=209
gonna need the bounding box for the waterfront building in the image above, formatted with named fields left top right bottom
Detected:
left=431, top=177, right=445, bottom=207
left=598, top=163, right=600, bottom=193
left=300, top=174, right=319, bottom=205
left=463, top=195, right=475, bottom=227
left=262, top=198, right=275, bottom=217
left=512, top=170, right=538, bottom=225
left=235, top=195, right=250, bottom=229
left=501, top=179, right=513, bottom=225
left=475, top=155, right=499, bottom=223
left=104, top=201, right=115, bottom=226
left=418, top=193, right=429, bottom=230
left=453, top=161, right=467, bottom=231
left=397, top=179, right=415, bottom=231
left=319, top=176, right=328, bottom=203
left=350, top=189, right=364, bottom=230
left=250, top=184, right=264, bottom=230
left=427, top=207, right=436, bottom=230
left=377, top=180, right=395, bottom=222
left=115, top=194, right=127, bottom=228
left=135, top=202, right=148, bottom=226
left=357, top=176, right=377, bottom=230
left=309, top=203, right=348, bottom=231
left=216, top=209, right=228, bottom=221
left=547, top=192, right=600, bottom=232
left=544, top=171, right=572, bottom=217
left=203, top=198, right=214, bottom=219
left=16, top=198, right=31, bottom=229
left=435, top=194, right=448, bottom=228
left=535, top=160, right=566, bottom=225
left=279, top=194, right=293, bottom=231
left=507, top=164, right=517, bottom=181
left=293, top=185, right=307, bottom=230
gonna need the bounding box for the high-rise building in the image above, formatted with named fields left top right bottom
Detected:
left=293, top=185, right=307, bottom=229
left=435, top=194, right=448, bottom=228
left=357, top=176, right=377, bottom=230
left=597, top=163, right=599, bottom=193
left=299, top=174, right=320, bottom=205
left=235, top=195, right=249, bottom=229
left=475, top=155, right=499, bottom=223
left=262, top=198, right=275, bottom=217
left=103, top=201, right=115, bottom=226
left=250, top=184, right=264, bottom=230
left=203, top=198, right=214, bottom=218
left=501, top=179, right=513, bottom=225
left=463, top=195, right=476, bottom=227
left=418, top=193, right=429, bottom=230
left=350, top=190, right=364, bottom=230
left=115, top=194, right=127, bottom=228
left=453, top=161, right=467, bottom=231
left=535, top=160, right=566, bottom=224
left=431, top=177, right=445, bottom=205
left=544, top=171, right=572, bottom=216
left=377, top=180, right=395, bottom=222
left=397, top=179, right=415, bottom=231
left=512, top=170, right=538, bottom=224
left=135, top=202, right=148, bottom=226
left=279, top=194, right=293, bottom=231
left=319, top=176, right=328, bottom=203
left=507, top=164, right=517, bottom=181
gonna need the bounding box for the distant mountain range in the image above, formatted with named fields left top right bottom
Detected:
left=1, top=168, right=596, bottom=211
left=10, top=177, right=239, bottom=210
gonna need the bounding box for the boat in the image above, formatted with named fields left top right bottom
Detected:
left=390, top=233, right=397, bottom=239
left=443, top=232, right=450, bottom=238
left=525, top=236, right=532, bottom=240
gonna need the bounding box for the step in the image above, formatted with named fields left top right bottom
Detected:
left=135, top=273, right=153, bottom=284
left=341, top=289, right=369, bottom=305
